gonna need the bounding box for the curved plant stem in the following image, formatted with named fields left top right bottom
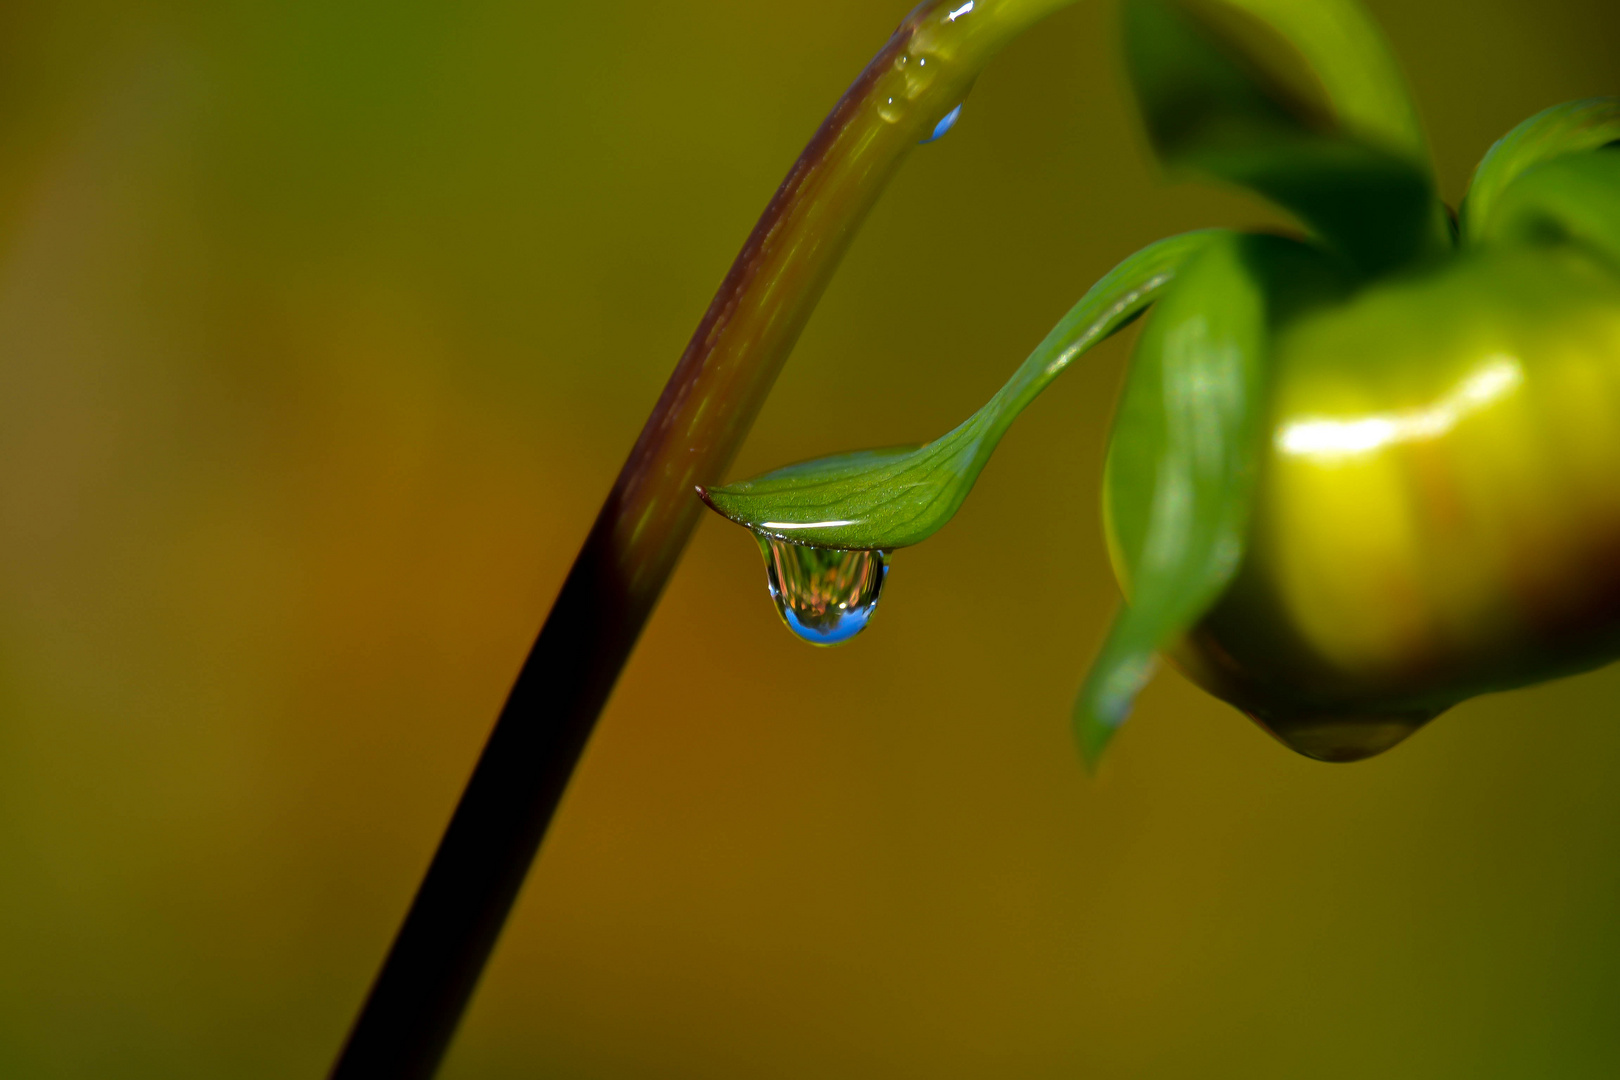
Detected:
left=327, top=1, right=1077, bottom=1077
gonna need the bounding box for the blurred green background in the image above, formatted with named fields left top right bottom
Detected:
left=1, top=0, right=1618, bottom=1076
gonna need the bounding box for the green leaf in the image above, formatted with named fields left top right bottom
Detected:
left=1076, top=232, right=1274, bottom=767
left=699, top=230, right=1225, bottom=550
left=1213, top=0, right=1431, bottom=166
left=1474, top=148, right=1620, bottom=268
left=1122, top=0, right=1447, bottom=275
left=1462, top=98, right=1620, bottom=244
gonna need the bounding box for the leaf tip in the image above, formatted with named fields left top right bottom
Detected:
left=1073, top=648, right=1159, bottom=773
left=695, top=483, right=751, bottom=531
left=1073, top=694, right=1126, bottom=774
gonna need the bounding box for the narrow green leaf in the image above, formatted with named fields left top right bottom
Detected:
left=1462, top=98, right=1620, bottom=243
left=1474, top=149, right=1620, bottom=268
left=1215, top=0, right=1431, bottom=166
left=1076, top=232, right=1273, bottom=767
left=700, top=230, right=1225, bottom=550
left=1122, top=0, right=1447, bottom=274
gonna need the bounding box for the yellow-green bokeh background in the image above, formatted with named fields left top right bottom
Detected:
left=2, top=1, right=1619, bottom=1076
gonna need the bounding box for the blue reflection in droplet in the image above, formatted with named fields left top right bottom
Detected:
left=755, top=534, right=888, bottom=646
left=919, top=103, right=963, bottom=144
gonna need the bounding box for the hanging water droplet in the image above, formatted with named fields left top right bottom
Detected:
left=1248, top=707, right=1438, bottom=762
left=754, top=534, right=888, bottom=646
left=919, top=103, right=963, bottom=144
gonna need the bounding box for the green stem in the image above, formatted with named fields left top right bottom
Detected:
left=700, top=229, right=1221, bottom=551
left=327, top=2, right=1079, bottom=1077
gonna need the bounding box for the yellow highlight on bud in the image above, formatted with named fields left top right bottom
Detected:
left=1276, top=355, right=1523, bottom=461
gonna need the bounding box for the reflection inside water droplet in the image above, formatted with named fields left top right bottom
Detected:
left=919, top=103, right=962, bottom=144
left=755, top=534, right=888, bottom=646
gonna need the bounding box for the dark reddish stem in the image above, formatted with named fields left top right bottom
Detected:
left=327, top=2, right=1072, bottom=1076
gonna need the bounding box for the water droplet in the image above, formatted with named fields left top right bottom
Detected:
left=755, top=534, right=888, bottom=646
left=1249, top=708, right=1438, bottom=762
left=919, top=103, right=962, bottom=144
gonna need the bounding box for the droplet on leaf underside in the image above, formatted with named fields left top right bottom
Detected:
left=754, top=534, right=888, bottom=646
left=919, top=103, right=963, bottom=144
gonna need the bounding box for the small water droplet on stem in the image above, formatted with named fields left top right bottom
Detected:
left=919, top=103, right=962, bottom=144
left=755, top=534, right=888, bottom=646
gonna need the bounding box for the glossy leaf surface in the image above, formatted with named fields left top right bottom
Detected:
left=1121, top=0, right=1446, bottom=274
left=700, top=230, right=1224, bottom=550
left=1462, top=97, right=1620, bottom=242
left=1076, top=232, right=1276, bottom=766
